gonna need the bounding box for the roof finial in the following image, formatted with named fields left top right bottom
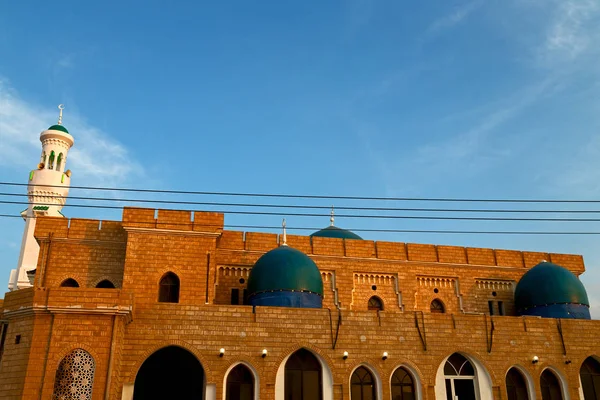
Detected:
left=330, top=205, right=335, bottom=226
left=57, top=104, right=65, bottom=125
left=282, top=218, right=288, bottom=246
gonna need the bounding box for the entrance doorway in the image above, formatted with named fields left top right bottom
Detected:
left=133, top=346, right=204, bottom=400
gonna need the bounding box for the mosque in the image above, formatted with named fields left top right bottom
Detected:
left=0, top=109, right=599, bottom=400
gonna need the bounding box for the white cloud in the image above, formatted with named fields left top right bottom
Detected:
left=537, top=0, right=600, bottom=67
left=0, top=79, right=144, bottom=187
left=426, top=1, right=482, bottom=37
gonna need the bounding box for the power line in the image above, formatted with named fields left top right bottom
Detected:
left=1, top=192, right=599, bottom=214
left=1, top=214, right=599, bottom=235
left=2, top=181, right=600, bottom=203
left=2, top=200, right=600, bottom=222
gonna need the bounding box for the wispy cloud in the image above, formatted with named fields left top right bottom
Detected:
left=0, top=79, right=144, bottom=187
left=537, top=0, right=600, bottom=67
left=426, top=0, right=482, bottom=37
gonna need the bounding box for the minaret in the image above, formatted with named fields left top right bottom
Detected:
left=8, top=105, right=74, bottom=290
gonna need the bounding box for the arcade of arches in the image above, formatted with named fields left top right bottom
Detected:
left=122, top=348, right=600, bottom=400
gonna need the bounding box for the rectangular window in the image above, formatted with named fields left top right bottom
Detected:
left=498, top=301, right=505, bottom=316
left=488, top=301, right=495, bottom=315
left=231, top=288, right=240, bottom=305
left=243, top=289, right=248, bottom=305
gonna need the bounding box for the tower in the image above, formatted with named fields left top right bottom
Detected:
left=8, top=105, right=74, bottom=290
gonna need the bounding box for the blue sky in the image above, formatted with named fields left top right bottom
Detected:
left=1, top=1, right=599, bottom=314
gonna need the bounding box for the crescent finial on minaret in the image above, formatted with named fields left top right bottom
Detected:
left=282, top=218, right=288, bottom=246
left=57, top=104, right=65, bottom=125
left=330, top=205, right=335, bottom=226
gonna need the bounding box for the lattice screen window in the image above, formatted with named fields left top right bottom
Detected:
left=52, top=348, right=95, bottom=400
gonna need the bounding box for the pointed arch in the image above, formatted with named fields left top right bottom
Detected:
left=349, top=363, right=382, bottom=400
left=435, top=352, right=493, bottom=400
left=158, top=272, right=180, bottom=303
left=580, top=356, right=600, bottom=400
left=225, top=362, right=256, bottom=400
left=48, top=150, right=55, bottom=170
left=275, top=347, right=333, bottom=400
left=368, top=296, right=383, bottom=311
left=506, top=367, right=531, bottom=400
left=60, top=278, right=79, bottom=288
left=56, top=152, right=63, bottom=172
left=391, top=366, right=417, bottom=400
left=51, top=348, right=96, bottom=399
left=541, top=368, right=565, bottom=400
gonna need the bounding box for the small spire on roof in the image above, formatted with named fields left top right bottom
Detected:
left=57, top=104, right=65, bottom=125
left=330, top=205, right=335, bottom=226
left=282, top=218, right=288, bottom=246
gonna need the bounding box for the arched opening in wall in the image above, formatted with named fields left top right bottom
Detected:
left=96, top=279, right=116, bottom=289
left=133, top=346, right=204, bottom=399
left=351, top=366, right=376, bottom=400
left=285, top=348, right=323, bottom=400
left=41, top=151, right=46, bottom=164
left=444, top=353, right=476, bottom=400
left=391, top=367, right=415, bottom=400
left=581, top=357, right=600, bottom=400
left=506, top=367, right=529, bottom=400
left=56, top=153, right=63, bottom=172
left=158, top=272, right=180, bottom=303
left=541, top=369, right=563, bottom=400
left=226, top=364, right=254, bottom=400
left=49, top=151, right=55, bottom=170
left=368, top=296, right=383, bottom=311
left=51, top=348, right=96, bottom=400
left=60, top=278, right=79, bottom=288
left=430, top=299, right=445, bottom=313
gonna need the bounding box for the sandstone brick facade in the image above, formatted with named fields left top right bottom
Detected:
left=0, top=207, right=597, bottom=399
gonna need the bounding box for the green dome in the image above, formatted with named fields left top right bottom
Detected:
left=515, top=262, right=589, bottom=310
left=310, top=225, right=363, bottom=240
left=47, top=124, right=69, bottom=134
left=247, top=246, right=323, bottom=296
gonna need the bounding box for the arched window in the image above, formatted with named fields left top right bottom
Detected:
left=391, top=367, right=415, bottom=400
left=368, top=296, right=383, bottom=311
left=60, top=278, right=79, bottom=288
left=226, top=364, right=254, bottom=400
left=48, top=151, right=55, bottom=170
left=444, top=353, right=476, bottom=400
left=285, top=348, right=322, bottom=400
left=41, top=151, right=46, bottom=165
left=96, top=279, right=116, bottom=289
left=56, top=153, right=63, bottom=172
left=158, top=272, right=180, bottom=303
left=51, top=348, right=95, bottom=400
left=506, top=368, right=529, bottom=400
left=581, top=357, right=600, bottom=400
left=351, top=366, right=376, bottom=400
left=430, top=299, right=445, bottom=313
left=541, top=370, right=563, bottom=400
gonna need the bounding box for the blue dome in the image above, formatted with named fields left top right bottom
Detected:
left=247, top=246, right=323, bottom=308
left=310, top=225, right=363, bottom=240
left=514, top=261, right=590, bottom=319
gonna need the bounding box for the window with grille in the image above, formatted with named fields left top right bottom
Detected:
left=51, top=349, right=95, bottom=400
left=430, top=299, right=445, bottom=313
left=368, top=296, right=383, bottom=311
left=351, top=366, right=376, bottom=400
left=391, top=367, right=415, bottom=400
